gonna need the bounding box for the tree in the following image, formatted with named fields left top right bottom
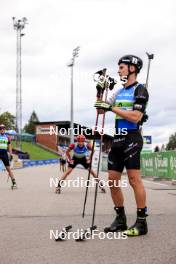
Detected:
left=23, top=111, right=39, bottom=134
left=154, top=145, right=160, bottom=152
left=161, top=144, right=165, bottom=152
left=166, top=132, right=176, bottom=150
left=0, top=112, right=16, bottom=130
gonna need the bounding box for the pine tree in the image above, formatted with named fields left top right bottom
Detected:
left=166, top=132, right=176, bottom=150
left=23, top=111, right=39, bottom=134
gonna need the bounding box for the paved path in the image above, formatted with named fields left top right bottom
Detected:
left=0, top=165, right=176, bottom=264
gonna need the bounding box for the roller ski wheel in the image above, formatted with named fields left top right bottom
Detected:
left=55, top=225, right=72, bottom=241
left=75, top=225, right=97, bottom=242
left=99, top=187, right=106, bottom=193
left=55, top=186, right=61, bottom=194
left=99, top=182, right=106, bottom=193
left=11, top=179, right=17, bottom=190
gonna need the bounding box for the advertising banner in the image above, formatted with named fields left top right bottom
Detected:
left=142, top=136, right=152, bottom=153
left=141, top=151, right=176, bottom=180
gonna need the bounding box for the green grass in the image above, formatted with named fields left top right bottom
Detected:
left=12, top=141, right=59, bottom=160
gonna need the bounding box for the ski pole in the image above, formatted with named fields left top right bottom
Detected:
left=91, top=85, right=109, bottom=229
left=145, top=52, right=154, bottom=90
left=139, top=52, right=154, bottom=133
left=82, top=69, right=116, bottom=218
left=82, top=69, right=107, bottom=218
left=82, top=111, right=100, bottom=218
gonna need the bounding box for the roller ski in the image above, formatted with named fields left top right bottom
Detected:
left=75, top=225, right=97, bottom=242
left=55, top=225, right=72, bottom=241
left=55, top=182, right=105, bottom=194
left=99, top=182, right=106, bottom=193
left=11, top=178, right=17, bottom=190
left=55, top=182, right=61, bottom=194
left=104, top=207, right=127, bottom=233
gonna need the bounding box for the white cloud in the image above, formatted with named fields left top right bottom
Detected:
left=0, top=0, right=176, bottom=146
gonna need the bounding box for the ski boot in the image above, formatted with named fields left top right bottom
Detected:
left=104, top=207, right=127, bottom=233
left=11, top=178, right=17, bottom=190
left=123, top=208, right=148, bottom=236
left=55, top=181, right=61, bottom=194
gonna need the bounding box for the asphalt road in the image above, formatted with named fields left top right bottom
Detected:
left=0, top=165, right=176, bottom=264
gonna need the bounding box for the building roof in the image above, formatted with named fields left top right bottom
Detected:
left=35, top=121, right=71, bottom=126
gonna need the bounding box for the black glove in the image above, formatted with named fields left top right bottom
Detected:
left=108, top=77, right=117, bottom=90
left=140, top=113, right=149, bottom=125
left=94, top=101, right=112, bottom=111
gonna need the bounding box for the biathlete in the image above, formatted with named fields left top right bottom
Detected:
left=95, top=55, right=149, bottom=236
left=0, top=124, right=17, bottom=189
left=55, top=135, right=106, bottom=194
left=57, top=146, right=67, bottom=172
left=60, top=154, right=67, bottom=172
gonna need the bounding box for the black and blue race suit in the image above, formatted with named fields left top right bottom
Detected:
left=107, top=82, right=149, bottom=172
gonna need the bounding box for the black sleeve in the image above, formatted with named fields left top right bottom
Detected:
left=133, top=84, right=149, bottom=113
